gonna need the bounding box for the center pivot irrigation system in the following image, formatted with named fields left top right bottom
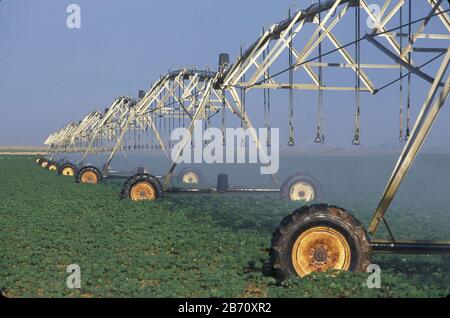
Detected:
left=37, top=0, right=450, bottom=279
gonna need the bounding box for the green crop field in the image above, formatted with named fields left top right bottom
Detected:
left=1, top=155, right=450, bottom=298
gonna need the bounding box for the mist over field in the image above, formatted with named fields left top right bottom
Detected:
left=50, top=148, right=450, bottom=239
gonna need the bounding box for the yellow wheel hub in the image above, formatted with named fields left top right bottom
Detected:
left=48, top=165, right=58, bottom=171
left=62, top=167, right=75, bottom=176
left=130, top=181, right=156, bottom=201
left=291, top=226, right=351, bottom=277
left=290, top=182, right=315, bottom=202
left=182, top=171, right=199, bottom=185
left=80, top=171, right=99, bottom=184
left=41, top=161, right=48, bottom=168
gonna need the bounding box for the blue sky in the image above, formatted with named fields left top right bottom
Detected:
left=0, top=0, right=449, bottom=148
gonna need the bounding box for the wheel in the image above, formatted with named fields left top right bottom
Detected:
left=122, top=174, right=162, bottom=201
left=177, top=167, right=203, bottom=185
left=47, top=161, right=59, bottom=172
left=35, top=158, right=43, bottom=164
left=270, top=204, right=371, bottom=280
left=76, top=166, right=102, bottom=184
left=281, top=173, right=322, bottom=202
left=40, top=159, right=49, bottom=168
left=58, top=163, right=78, bottom=177
left=77, top=166, right=102, bottom=184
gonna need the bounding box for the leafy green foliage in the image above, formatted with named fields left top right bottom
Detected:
left=0, top=155, right=449, bottom=298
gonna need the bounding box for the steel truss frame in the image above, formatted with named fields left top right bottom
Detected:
left=101, top=68, right=270, bottom=184
left=79, top=96, right=135, bottom=166
left=51, top=112, right=101, bottom=160
left=45, top=97, right=133, bottom=164
left=45, top=110, right=102, bottom=161
left=45, top=122, right=79, bottom=158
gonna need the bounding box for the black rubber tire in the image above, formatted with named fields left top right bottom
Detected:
left=177, top=167, right=204, bottom=185
left=40, top=159, right=49, bottom=168
left=76, top=166, right=103, bottom=184
left=46, top=161, right=60, bottom=171
left=280, top=172, right=322, bottom=202
left=58, top=163, right=78, bottom=177
left=35, top=158, right=44, bottom=164
left=121, top=174, right=163, bottom=200
left=270, top=204, right=371, bottom=281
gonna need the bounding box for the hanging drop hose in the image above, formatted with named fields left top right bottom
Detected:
left=316, top=2, right=324, bottom=144
left=163, top=96, right=167, bottom=149
left=178, top=85, right=182, bottom=132
left=267, top=43, right=272, bottom=147
left=263, top=30, right=272, bottom=148
left=152, top=109, right=156, bottom=150
left=158, top=97, right=162, bottom=150
left=168, top=95, right=172, bottom=149
left=204, top=94, right=210, bottom=147
left=145, top=122, right=149, bottom=150
left=263, top=44, right=268, bottom=130
left=171, top=95, right=175, bottom=149
left=221, top=90, right=226, bottom=146
left=127, top=125, right=131, bottom=151
left=263, top=29, right=268, bottom=135
left=138, top=122, right=142, bottom=150
left=406, top=0, right=412, bottom=141
left=399, top=5, right=404, bottom=142
left=353, top=1, right=361, bottom=146
left=183, top=83, right=187, bottom=129
left=191, top=89, right=197, bottom=149
left=133, top=124, right=136, bottom=150
left=240, top=46, right=246, bottom=147
left=288, top=8, right=295, bottom=147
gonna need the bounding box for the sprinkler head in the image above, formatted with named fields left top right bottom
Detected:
left=288, top=138, right=295, bottom=147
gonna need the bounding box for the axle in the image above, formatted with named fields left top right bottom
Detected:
left=370, top=240, right=450, bottom=255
